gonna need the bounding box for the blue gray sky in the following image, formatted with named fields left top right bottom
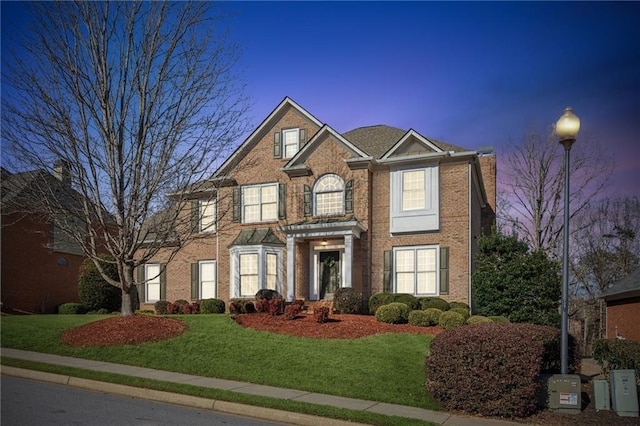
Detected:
left=2, top=1, right=639, bottom=197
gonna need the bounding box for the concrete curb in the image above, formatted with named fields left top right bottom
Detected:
left=1, top=366, right=368, bottom=426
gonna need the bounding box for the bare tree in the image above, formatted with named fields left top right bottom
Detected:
left=498, top=128, right=613, bottom=256
left=2, top=1, right=250, bottom=315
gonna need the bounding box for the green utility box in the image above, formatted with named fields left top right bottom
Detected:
left=610, top=369, right=639, bottom=417
left=546, top=374, right=581, bottom=414
left=593, top=379, right=610, bottom=411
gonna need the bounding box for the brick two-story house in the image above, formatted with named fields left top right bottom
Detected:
left=137, top=97, right=496, bottom=310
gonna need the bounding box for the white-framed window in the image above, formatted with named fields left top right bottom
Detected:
left=390, top=164, right=439, bottom=233
left=283, top=128, right=300, bottom=158
left=230, top=246, right=283, bottom=298
left=145, top=263, right=162, bottom=303
left=200, top=200, right=216, bottom=232
left=393, top=246, right=438, bottom=295
left=199, top=260, right=217, bottom=299
left=243, top=183, right=278, bottom=223
left=314, top=174, right=344, bottom=216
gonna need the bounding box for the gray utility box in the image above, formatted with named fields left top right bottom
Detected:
left=593, top=379, right=610, bottom=411
left=610, top=369, right=639, bottom=417
left=546, top=374, right=581, bottom=414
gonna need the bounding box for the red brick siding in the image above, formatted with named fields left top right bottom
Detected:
left=1, top=213, right=83, bottom=313
left=606, top=297, right=640, bottom=341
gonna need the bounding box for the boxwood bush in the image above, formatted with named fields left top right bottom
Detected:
left=467, top=315, right=492, bottom=325
left=58, top=302, right=88, bottom=314
left=199, top=298, right=226, bottom=314
left=448, top=301, right=469, bottom=311
left=368, top=293, right=394, bottom=314
left=426, top=323, right=580, bottom=418
left=489, top=315, right=511, bottom=323
left=333, top=287, right=363, bottom=314
left=438, top=310, right=465, bottom=329
left=419, top=297, right=450, bottom=311
left=375, top=302, right=410, bottom=324
left=368, top=293, right=419, bottom=314
left=593, top=339, right=640, bottom=383
left=449, top=307, right=469, bottom=320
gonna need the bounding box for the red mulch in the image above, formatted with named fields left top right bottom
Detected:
left=233, top=313, right=444, bottom=339
left=61, top=315, right=187, bottom=347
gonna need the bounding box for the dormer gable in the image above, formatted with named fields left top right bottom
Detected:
left=281, top=125, right=373, bottom=177
left=381, top=129, right=445, bottom=159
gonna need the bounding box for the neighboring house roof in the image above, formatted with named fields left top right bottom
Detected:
left=601, top=267, right=640, bottom=301
left=1, top=168, right=73, bottom=215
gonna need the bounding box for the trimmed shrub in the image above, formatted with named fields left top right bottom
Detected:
left=154, top=300, right=171, bottom=315
left=284, top=304, right=301, bottom=320
left=449, top=307, right=469, bottom=320
left=333, top=287, right=363, bottom=314
left=489, top=315, right=510, bottom=323
left=426, top=323, right=580, bottom=418
left=244, top=301, right=256, bottom=314
left=267, top=298, right=283, bottom=316
left=173, top=299, right=189, bottom=314
left=314, top=306, right=330, bottom=323
left=448, top=301, right=470, bottom=311
left=467, top=315, right=492, bottom=325
left=420, top=297, right=450, bottom=311
left=593, top=339, right=640, bottom=384
left=408, top=309, right=441, bottom=327
left=200, top=298, right=226, bottom=314
left=229, top=301, right=244, bottom=314
left=58, top=303, right=88, bottom=314
left=77, top=254, right=121, bottom=312
left=390, top=294, right=419, bottom=310
left=182, top=302, right=199, bottom=314
left=438, top=311, right=465, bottom=329
left=96, top=308, right=110, bottom=315
left=255, top=289, right=281, bottom=300
left=368, top=293, right=394, bottom=314
left=375, top=302, right=410, bottom=324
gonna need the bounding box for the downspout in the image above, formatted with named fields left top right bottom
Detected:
left=468, top=162, right=473, bottom=312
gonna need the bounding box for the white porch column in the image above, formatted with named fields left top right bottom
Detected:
left=286, top=235, right=296, bottom=301
left=344, top=234, right=353, bottom=288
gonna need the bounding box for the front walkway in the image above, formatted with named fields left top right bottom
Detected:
left=1, top=348, right=526, bottom=426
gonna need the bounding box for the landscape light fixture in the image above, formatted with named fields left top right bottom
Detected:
left=556, top=107, right=580, bottom=375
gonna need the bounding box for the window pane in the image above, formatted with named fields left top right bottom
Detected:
left=417, top=272, right=437, bottom=294
left=200, top=201, right=216, bottom=232
left=240, top=254, right=259, bottom=297
left=316, top=192, right=343, bottom=215
left=402, top=170, right=425, bottom=211
left=266, top=253, right=277, bottom=290
left=416, top=248, right=436, bottom=272
left=396, top=272, right=414, bottom=293
left=283, top=129, right=299, bottom=158
left=200, top=262, right=216, bottom=299
left=244, top=204, right=260, bottom=222
left=395, top=250, right=414, bottom=272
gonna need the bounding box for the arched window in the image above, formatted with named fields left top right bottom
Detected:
left=314, top=174, right=344, bottom=216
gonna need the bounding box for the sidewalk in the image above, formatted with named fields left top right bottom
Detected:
left=1, top=348, right=526, bottom=426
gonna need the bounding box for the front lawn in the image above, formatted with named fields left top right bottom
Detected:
left=0, top=314, right=440, bottom=410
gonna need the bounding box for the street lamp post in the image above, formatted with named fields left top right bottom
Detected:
left=556, top=107, right=580, bottom=375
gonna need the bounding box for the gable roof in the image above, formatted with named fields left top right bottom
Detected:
left=214, top=97, right=323, bottom=179
left=342, top=125, right=468, bottom=159
left=601, top=267, right=640, bottom=301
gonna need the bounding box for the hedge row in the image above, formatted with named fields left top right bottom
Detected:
left=426, top=323, right=580, bottom=418
left=593, top=339, right=640, bottom=384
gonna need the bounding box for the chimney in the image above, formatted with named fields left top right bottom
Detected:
left=53, top=160, right=71, bottom=186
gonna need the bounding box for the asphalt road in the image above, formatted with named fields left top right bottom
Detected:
left=1, top=375, right=288, bottom=426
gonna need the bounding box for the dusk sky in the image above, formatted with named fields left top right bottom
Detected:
left=2, top=1, right=639, bottom=198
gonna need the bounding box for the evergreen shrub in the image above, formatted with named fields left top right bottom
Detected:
left=368, top=293, right=394, bottom=314
left=58, top=303, right=87, bottom=314
left=438, top=311, right=465, bottom=329
left=77, top=254, right=121, bottom=312
left=314, top=306, right=330, bottom=323
left=200, top=298, right=226, bottom=314
left=408, top=309, right=440, bottom=327
left=467, top=315, right=492, bottom=325
left=449, top=307, right=470, bottom=320
left=375, top=302, right=410, bottom=324
left=419, top=297, right=450, bottom=311
left=593, top=339, right=640, bottom=383
left=489, top=315, right=510, bottom=323
left=448, top=301, right=470, bottom=311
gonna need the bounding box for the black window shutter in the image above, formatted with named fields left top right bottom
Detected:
left=160, top=264, right=167, bottom=300
left=136, top=266, right=145, bottom=303
left=383, top=250, right=393, bottom=293
left=439, top=247, right=449, bottom=295
left=273, top=132, right=282, bottom=158
left=191, top=201, right=199, bottom=233
left=345, top=179, right=354, bottom=213
left=299, top=128, right=307, bottom=148
left=303, top=185, right=312, bottom=216
left=232, top=187, right=241, bottom=222
left=278, top=183, right=286, bottom=219
left=191, top=263, right=199, bottom=300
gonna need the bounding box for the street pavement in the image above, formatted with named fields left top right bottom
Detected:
left=1, top=347, right=528, bottom=426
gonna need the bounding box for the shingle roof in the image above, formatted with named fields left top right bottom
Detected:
left=601, top=267, right=640, bottom=300
left=341, top=125, right=469, bottom=159
left=229, top=228, right=285, bottom=247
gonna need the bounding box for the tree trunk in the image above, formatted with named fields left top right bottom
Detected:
left=120, top=264, right=138, bottom=317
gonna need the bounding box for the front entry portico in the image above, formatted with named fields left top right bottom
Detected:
left=280, top=220, right=365, bottom=302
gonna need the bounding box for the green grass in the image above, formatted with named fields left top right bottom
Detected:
left=1, top=314, right=441, bottom=411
